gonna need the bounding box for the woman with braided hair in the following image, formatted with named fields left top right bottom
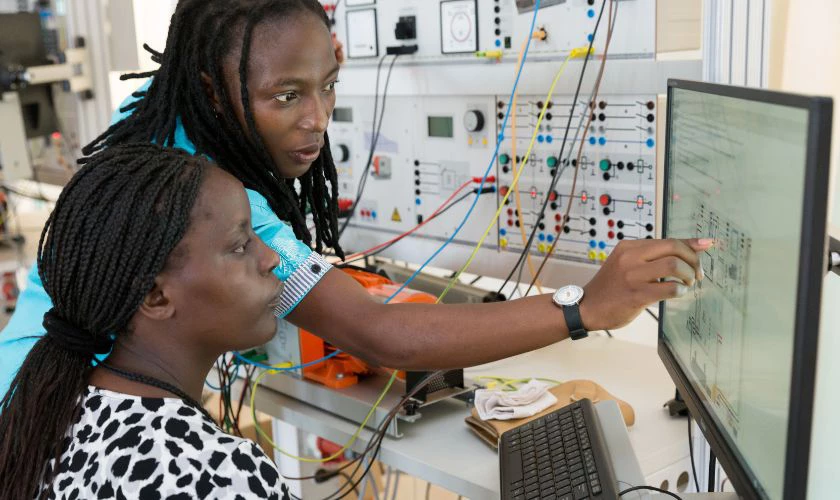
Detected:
left=0, top=144, right=290, bottom=499
left=1, top=0, right=711, bottom=419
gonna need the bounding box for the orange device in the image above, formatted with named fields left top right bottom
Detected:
left=298, top=267, right=436, bottom=389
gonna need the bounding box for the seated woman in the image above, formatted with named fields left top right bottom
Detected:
left=0, top=144, right=289, bottom=499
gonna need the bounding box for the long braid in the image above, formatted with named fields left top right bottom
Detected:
left=0, top=144, right=207, bottom=500
left=82, top=0, right=345, bottom=259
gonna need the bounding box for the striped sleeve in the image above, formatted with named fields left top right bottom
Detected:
left=246, top=189, right=332, bottom=317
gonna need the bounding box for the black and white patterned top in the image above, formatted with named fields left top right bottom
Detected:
left=39, top=386, right=290, bottom=499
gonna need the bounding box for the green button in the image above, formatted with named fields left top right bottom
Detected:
left=599, top=159, right=611, bottom=171
left=499, top=153, right=511, bottom=165
left=546, top=156, right=558, bottom=168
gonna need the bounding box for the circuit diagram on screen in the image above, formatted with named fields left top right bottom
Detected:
left=686, top=203, right=752, bottom=436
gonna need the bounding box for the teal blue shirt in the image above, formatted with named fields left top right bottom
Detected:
left=0, top=80, right=331, bottom=397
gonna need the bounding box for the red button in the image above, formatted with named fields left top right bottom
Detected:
left=607, top=219, right=615, bottom=228
left=507, top=208, right=514, bottom=216
left=555, top=225, right=562, bottom=233
left=581, top=192, right=588, bottom=203
left=555, top=213, right=562, bottom=222
left=608, top=231, right=615, bottom=239
left=548, top=190, right=558, bottom=201
left=599, top=194, right=612, bottom=206
left=507, top=219, right=513, bottom=226
left=500, top=186, right=510, bottom=196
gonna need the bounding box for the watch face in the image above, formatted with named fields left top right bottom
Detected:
left=554, top=285, right=584, bottom=306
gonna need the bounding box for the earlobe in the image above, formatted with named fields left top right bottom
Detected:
left=138, top=280, right=176, bottom=321
left=200, top=71, right=222, bottom=115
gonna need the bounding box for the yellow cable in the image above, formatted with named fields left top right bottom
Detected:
left=478, top=376, right=564, bottom=390
left=249, top=364, right=398, bottom=463
left=510, top=39, right=545, bottom=295
left=436, top=46, right=594, bottom=303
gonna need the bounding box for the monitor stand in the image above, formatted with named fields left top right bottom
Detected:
left=595, top=401, right=739, bottom=499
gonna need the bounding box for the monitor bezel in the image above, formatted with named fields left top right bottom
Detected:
left=659, top=79, right=833, bottom=499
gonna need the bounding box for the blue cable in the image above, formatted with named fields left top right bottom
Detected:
left=204, top=356, right=242, bottom=391
left=384, top=0, right=542, bottom=303
left=233, top=349, right=342, bottom=371
left=236, top=0, right=542, bottom=373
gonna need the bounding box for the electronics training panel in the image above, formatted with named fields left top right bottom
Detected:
left=328, top=0, right=701, bottom=286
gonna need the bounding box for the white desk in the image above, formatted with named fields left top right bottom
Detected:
left=251, top=310, right=694, bottom=498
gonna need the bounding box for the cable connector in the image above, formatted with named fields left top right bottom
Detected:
left=472, top=175, right=496, bottom=183
left=830, top=236, right=840, bottom=276
left=475, top=50, right=504, bottom=60
left=532, top=28, right=548, bottom=41
left=569, top=46, right=596, bottom=59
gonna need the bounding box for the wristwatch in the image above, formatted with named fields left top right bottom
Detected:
left=552, top=285, right=588, bottom=340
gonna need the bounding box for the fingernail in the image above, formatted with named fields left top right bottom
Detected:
left=698, top=266, right=705, bottom=281
left=698, top=238, right=715, bottom=247
left=676, top=284, right=688, bottom=297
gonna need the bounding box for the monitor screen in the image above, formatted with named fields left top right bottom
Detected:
left=660, top=81, right=832, bottom=499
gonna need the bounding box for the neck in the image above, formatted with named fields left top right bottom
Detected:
left=88, top=331, right=216, bottom=403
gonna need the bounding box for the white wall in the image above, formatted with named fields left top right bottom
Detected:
left=767, top=1, right=840, bottom=498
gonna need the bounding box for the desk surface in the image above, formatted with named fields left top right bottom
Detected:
left=252, top=310, right=690, bottom=498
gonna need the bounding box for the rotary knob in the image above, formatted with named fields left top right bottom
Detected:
left=331, top=143, right=350, bottom=163
left=464, top=110, right=485, bottom=132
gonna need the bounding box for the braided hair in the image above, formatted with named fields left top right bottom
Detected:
left=83, top=0, right=344, bottom=258
left=0, top=144, right=207, bottom=500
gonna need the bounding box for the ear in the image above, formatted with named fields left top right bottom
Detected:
left=137, top=277, right=176, bottom=321
left=200, top=71, right=222, bottom=114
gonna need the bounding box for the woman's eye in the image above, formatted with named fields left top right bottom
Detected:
left=233, top=239, right=249, bottom=254
left=274, top=92, right=298, bottom=103
left=324, top=80, right=338, bottom=92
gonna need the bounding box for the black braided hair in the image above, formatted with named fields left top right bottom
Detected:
left=83, top=0, right=344, bottom=259
left=0, top=144, right=207, bottom=500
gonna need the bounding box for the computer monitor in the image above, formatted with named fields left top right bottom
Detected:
left=659, top=80, right=833, bottom=500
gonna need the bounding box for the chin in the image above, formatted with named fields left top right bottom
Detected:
left=277, top=160, right=315, bottom=179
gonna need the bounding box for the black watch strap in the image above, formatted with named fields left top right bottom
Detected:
left=563, top=303, right=588, bottom=340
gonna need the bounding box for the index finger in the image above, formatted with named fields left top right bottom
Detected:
left=638, top=238, right=712, bottom=280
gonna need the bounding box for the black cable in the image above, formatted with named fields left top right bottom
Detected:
left=688, top=415, right=701, bottom=493
left=646, top=307, right=659, bottom=322
left=322, top=370, right=447, bottom=500
left=338, top=54, right=399, bottom=239
left=618, top=485, right=683, bottom=499
left=330, top=0, right=341, bottom=26
left=495, top=0, right=608, bottom=296
left=708, top=449, right=717, bottom=492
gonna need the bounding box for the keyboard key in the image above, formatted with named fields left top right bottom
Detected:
left=572, top=473, right=586, bottom=485
left=573, top=483, right=589, bottom=499
left=592, top=484, right=602, bottom=495
left=512, top=487, right=524, bottom=496
left=559, top=495, right=573, bottom=500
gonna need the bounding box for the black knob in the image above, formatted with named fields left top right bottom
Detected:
left=563, top=226, right=571, bottom=233
left=627, top=162, right=635, bottom=171
left=598, top=101, right=607, bottom=109
left=550, top=202, right=558, bottom=210
left=589, top=229, right=597, bottom=237
left=589, top=217, right=596, bottom=226
left=617, top=232, right=625, bottom=240
left=646, top=101, right=655, bottom=110
left=646, top=223, right=654, bottom=232
left=598, top=113, right=606, bottom=121
left=603, top=173, right=610, bottom=181
left=616, top=162, right=625, bottom=170
left=617, top=221, right=625, bottom=229
left=539, top=223, right=546, bottom=230
left=646, top=114, right=655, bottom=123
left=603, top=207, right=611, bottom=215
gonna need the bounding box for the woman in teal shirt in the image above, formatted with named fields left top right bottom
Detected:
left=0, top=0, right=710, bottom=398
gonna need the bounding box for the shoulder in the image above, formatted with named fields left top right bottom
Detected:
left=48, top=388, right=287, bottom=499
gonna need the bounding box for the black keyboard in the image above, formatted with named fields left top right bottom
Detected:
left=499, top=399, right=618, bottom=500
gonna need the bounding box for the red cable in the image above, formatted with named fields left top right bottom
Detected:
left=342, top=177, right=493, bottom=262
